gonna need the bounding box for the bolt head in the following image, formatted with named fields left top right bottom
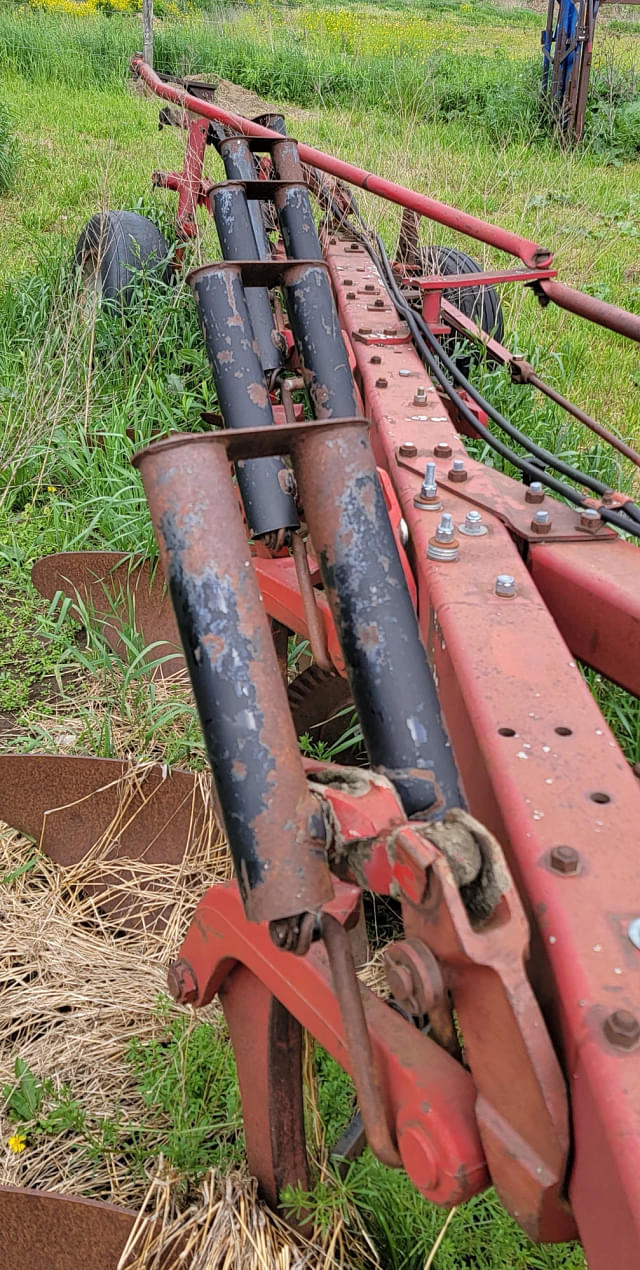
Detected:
left=346, top=291, right=356, bottom=300
left=448, top=459, right=468, bottom=482
left=370, top=354, right=382, bottom=364
left=549, top=845, right=580, bottom=875
left=413, top=388, right=428, bottom=405
left=375, top=377, right=388, bottom=389
left=580, top=508, right=601, bottom=531
left=436, top=513, right=455, bottom=541
left=525, top=481, right=545, bottom=504
left=433, top=442, right=452, bottom=459
left=603, top=1008, right=640, bottom=1050
left=495, top=573, right=516, bottom=597
left=399, top=368, right=411, bottom=377
left=342, top=278, right=353, bottom=286
left=374, top=298, right=385, bottom=308
left=627, top=917, right=640, bottom=949
left=399, top=440, right=417, bottom=458
left=531, top=509, right=551, bottom=534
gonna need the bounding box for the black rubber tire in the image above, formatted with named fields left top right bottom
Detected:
left=421, top=244, right=504, bottom=345
left=74, top=211, right=171, bottom=307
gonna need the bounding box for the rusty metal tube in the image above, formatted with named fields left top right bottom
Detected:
left=211, top=182, right=283, bottom=374
left=275, top=184, right=323, bottom=260
left=290, top=422, right=460, bottom=814
left=282, top=260, right=461, bottom=813
left=218, top=135, right=271, bottom=259
left=284, top=262, right=361, bottom=419
left=538, top=278, right=640, bottom=344
left=189, top=262, right=298, bottom=540
left=133, top=435, right=333, bottom=923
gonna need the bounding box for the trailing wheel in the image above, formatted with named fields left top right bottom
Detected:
left=74, top=210, right=171, bottom=308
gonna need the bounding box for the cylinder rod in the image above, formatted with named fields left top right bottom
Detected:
left=133, top=435, right=332, bottom=923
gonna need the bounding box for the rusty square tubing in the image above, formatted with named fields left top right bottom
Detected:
left=133, top=435, right=333, bottom=924
left=325, top=239, right=640, bottom=1266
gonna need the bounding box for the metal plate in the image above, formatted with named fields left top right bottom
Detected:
left=0, top=755, right=217, bottom=929
left=0, top=1186, right=135, bottom=1270
left=31, top=551, right=183, bottom=677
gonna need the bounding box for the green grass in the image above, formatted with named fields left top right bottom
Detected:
left=0, top=2, right=638, bottom=1264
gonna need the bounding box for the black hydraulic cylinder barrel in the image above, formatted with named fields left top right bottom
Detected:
left=189, top=262, right=299, bottom=539
left=275, top=183, right=323, bottom=260
left=283, top=262, right=461, bottom=814
left=211, top=183, right=283, bottom=374
left=284, top=262, right=360, bottom=419
left=133, top=434, right=332, bottom=924
left=218, top=136, right=271, bottom=259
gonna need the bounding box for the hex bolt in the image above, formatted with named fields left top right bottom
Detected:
left=376, top=377, right=388, bottom=389
left=373, top=298, right=385, bottom=308
left=459, top=509, right=487, bottom=537
left=413, top=387, right=428, bottom=405
left=399, top=368, right=412, bottom=377
left=580, top=508, right=601, bottom=532
left=549, top=845, right=580, bottom=875
left=347, top=242, right=360, bottom=251
left=448, top=458, right=468, bottom=483
left=495, top=573, right=516, bottom=597
left=384, top=326, right=397, bottom=336
left=364, top=283, right=375, bottom=292
left=525, top=481, right=545, bottom=504
left=358, top=327, right=372, bottom=335
left=414, top=460, right=440, bottom=510
left=428, top=514, right=461, bottom=556
left=627, top=917, right=640, bottom=950
left=342, top=278, right=354, bottom=286
left=433, top=441, right=452, bottom=459
left=603, top=1008, right=640, bottom=1050
left=435, top=513, right=455, bottom=542
left=346, top=291, right=356, bottom=300
left=167, top=958, right=198, bottom=1004
left=531, top=509, right=551, bottom=535
left=399, top=440, right=417, bottom=458
left=370, top=354, right=382, bottom=364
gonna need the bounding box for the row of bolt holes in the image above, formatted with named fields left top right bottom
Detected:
left=498, top=724, right=611, bottom=803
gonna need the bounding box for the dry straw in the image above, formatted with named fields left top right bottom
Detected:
left=0, top=765, right=383, bottom=1266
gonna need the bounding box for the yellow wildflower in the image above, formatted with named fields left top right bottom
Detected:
left=47, top=485, right=57, bottom=493
left=8, top=1133, right=26, bottom=1153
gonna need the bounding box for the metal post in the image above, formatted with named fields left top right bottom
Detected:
left=142, top=0, right=153, bottom=68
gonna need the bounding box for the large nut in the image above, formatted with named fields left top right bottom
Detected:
left=383, top=938, right=444, bottom=1016
left=603, top=1009, right=640, bottom=1050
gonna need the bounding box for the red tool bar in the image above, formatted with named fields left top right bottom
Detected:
left=325, top=238, right=640, bottom=1268
left=131, top=56, right=552, bottom=269
left=529, top=538, right=640, bottom=697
